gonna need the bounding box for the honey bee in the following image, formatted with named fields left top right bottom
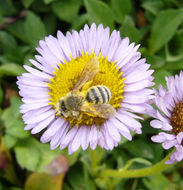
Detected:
left=55, top=56, right=116, bottom=120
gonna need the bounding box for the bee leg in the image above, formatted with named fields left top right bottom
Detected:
left=77, top=112, right=82, bottom=121
left=55, top=111, right=58, bottom=119
left=71, top=112, right=74, bottom=118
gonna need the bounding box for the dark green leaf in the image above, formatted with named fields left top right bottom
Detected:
left=151, top=144, right=163, bottom=164
left=143, top=173, right=177, bottom=190
left=43, top=13, right=57, bottom=35
left=166, top=33, right=183, bottom=62
left=142, top=1, right=164, bottom=15
left=0, top=31, right=19, bottom=61
left=0, top=84, right=3, bottom=106
left=119, top=16, right=142, bottom=43
left=6, top=20, right=29, bottom=43
left=68, top=163, right=84, bottom=188
left=0, top=15, right=5, bottom=26
left=25, top=11, right=47, bottom=48
left=52, top=0, right=82, bottom=23
left=111, top=0, right=133, bottom=23
left=72, top=14, right=88, bottom=31
left=21, top=0, right=35, bottom=8
left=84, top=0, right=115, bottom=29
left=31, top=1, right=50, bottom=12
left=124, top=139, right=154, bottom=160
left=165, top=58, right=183, bottom=70
left=149, top=9, right=183, bottom=53
left=68, top=162, right=96, bottom=190
left=0, top=0, right=17, bottom=16
left=141, top=48, right=165, bottom=69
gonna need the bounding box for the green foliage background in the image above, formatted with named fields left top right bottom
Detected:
left=0, top=0, right=183, bottom=189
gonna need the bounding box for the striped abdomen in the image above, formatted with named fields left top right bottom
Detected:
left=86, top=85, right=112, bottom=104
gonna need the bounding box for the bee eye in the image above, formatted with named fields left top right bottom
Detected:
left=60, top=113, right=64, bottom=117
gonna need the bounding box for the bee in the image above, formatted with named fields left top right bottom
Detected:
left=55, top=56, right=116, bottom=120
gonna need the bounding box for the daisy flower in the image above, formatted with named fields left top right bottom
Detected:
left=17, top=23, right=154, bottom=154
left=151, top=72, right=183, bottom=164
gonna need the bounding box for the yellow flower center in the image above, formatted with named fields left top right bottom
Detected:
left=47, top=52, right=125, bottom=127
left=171, top=101, right=183, bottom=135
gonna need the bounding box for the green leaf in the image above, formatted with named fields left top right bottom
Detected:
left=0, top=63, right=25, bottom=77
left=31, top=1, right=50, bottom=12
left=151, top=144, right=163, bottom=164
left=43, top=0, right=57, bottom=4
left=43, top=14, right=57, bottom=35
left=0, top=15, right=5, bottom=26
left=119, top=131, right=135, bottom=145
left=52, top=0, right=82, bottom=23
left=6, top=21, right=29, bottom=43
left=124, top=139, right=154, bottom=160
left=84, top=0, right=115, bottom=29
left=15, top=137, right=61, bottom=172
left=165, top=58, right=183, bottom=70
left=2, top=97, right=30, bottom=139
left=149, top=9, right=183, bottom=53
left=4, top=134, right=17, bottom=149
left=25, top=11, right=47, bottom=48
left=34, top=142, right=61, bottom=173
left=0, top=84, right=3, bottom=106
left=0, top=31, right=17, bottom=50
left=0, top=31, right=21, bottom=62
left=111, top=0, right=133, bottom=23
left=68, top=162, right=96, bottom=190
left=5, top=118, right=30, bottom=139
left=10, top=97, right=23, bottom=117
left=123, top=158, right=152, bottom=170
left=153, top=70, right=171, bottom=89
left=143, top=173, right=177, bottom=190
left=64, top=149, right=80, bottom=167
left=141, top=47, right=165, bottom=69
left=15, top=140, right=41, bottom=171
left=25, top=172, right=64, bottom=190
left=142, top=1, right=164, bottom=15
left=0, top=0, right=17, bottom=16
left=72, top=14, right=88, bottom=31
left=21, top=0, right=35, bottom=8
left=166, top=32, right=183, bottom=62
left=119, top=16, right=142, bottom=43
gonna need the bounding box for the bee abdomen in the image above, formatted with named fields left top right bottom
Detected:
left=86, top=85, right=111, bottom=104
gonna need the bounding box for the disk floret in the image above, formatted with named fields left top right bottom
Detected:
left=171, top=101, right=183, bottom=136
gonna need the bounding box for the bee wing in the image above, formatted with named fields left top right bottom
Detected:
left=79, top=104, right=116, bottom=119
left=73, top=56, right=99, bottom=91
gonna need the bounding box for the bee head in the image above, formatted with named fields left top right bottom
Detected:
left=55, top=99, right=69, bottom=118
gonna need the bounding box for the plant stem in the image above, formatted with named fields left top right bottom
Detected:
left=100, top=150, right=174, bottom=178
